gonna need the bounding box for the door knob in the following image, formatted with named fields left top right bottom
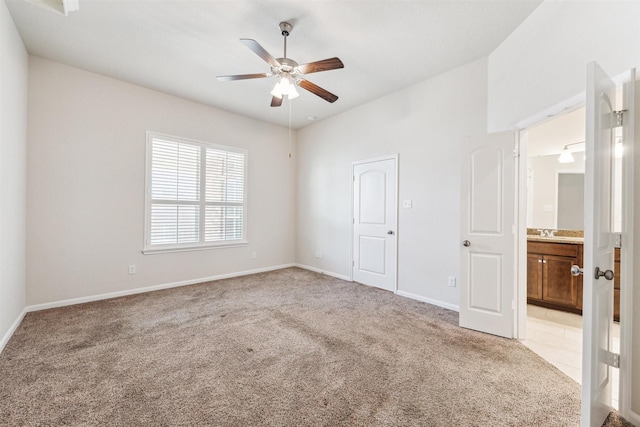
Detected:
left=462, top=240, right=471, bottom=247
left=594, top=267, right=614, bottom=280
left=387, top=230, right=394, bottom=235
left=571, top=265, right=583, bottom=276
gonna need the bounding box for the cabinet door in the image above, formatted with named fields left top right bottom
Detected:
left=542, top=254, right=579, bottom=308
left=527, top=254, right=543, bottom=300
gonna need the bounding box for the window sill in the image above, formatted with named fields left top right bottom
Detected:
left=142, top=240, right=248, bottom=255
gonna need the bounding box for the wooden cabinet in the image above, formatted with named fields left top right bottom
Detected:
left=527, top=253, right=543, bottom=300
left=527, top=240, right=583, bottom=313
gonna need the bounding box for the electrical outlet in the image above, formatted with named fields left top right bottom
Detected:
left=448, top=276, right=456, bottom=287
left=128, top=265, right=136, bottom=275
left=251, top=252, right=257, bottom=259
left=315, top=251, right=322, bottom=259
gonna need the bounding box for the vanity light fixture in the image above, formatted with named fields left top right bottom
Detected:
left=557, top=141, right=584, bottom=164
left=558, top=146, right=574, bottom=163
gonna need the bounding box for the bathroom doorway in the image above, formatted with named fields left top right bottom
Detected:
left=518, top=105, right=623, bottom=409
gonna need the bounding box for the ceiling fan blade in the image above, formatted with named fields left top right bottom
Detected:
left=216, top=73, right=270, bottom=82
left=270, top=96, right=283, bottom=107
left=298, top=79, right=339, bottom=103
left=297, top=57, right=344, bottom=75
left=240, top=39, right=281, bottom=68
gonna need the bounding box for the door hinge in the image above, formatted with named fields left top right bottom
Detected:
left=605, top=351, right=620, bottom=369
left=352, top=260, right=355, bottom=267
left=513, top=148, right=519, bottom=158
left=512, top=300, right=516, bottom=310
left=614, top=233, right=622, bottom=248
left=614, top=110, right=627, bottom=128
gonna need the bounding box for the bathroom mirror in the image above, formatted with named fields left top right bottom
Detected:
left=557, top=172, right=584, bottom=230
left=526, top=152, right=585, bottom=230
left=525, top=106, right=621, bottom=233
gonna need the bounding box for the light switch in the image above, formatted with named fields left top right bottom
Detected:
left=403, top=200, right=412, bottom=209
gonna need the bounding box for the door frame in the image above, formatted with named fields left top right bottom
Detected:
left=619, top=69, right=637, bottom=424
left=349, top=154, right=399, bottom=293
left=514, top=70, right=636, bottom=424
left=515, top=102, right=586, bottom=339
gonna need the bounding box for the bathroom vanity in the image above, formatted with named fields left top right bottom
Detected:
left=527, top=237, right=584, bottom=313
left=527, top=230, right=620, bottom=321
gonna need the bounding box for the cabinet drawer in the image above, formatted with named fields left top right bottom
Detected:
left=527, top=241, right=579, bottom=258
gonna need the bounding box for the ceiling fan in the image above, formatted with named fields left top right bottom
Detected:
left=217, top=22, right=344, bottom=107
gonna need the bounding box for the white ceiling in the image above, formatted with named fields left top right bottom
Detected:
left=6, top=0, right=542, bottom=129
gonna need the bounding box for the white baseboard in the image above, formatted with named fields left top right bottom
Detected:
left=395, top=290, right=460, bottom=312
left=26, top=263, right=296, bottom=313
left=295, top=264, right=351, bottom=282
left=0, top=308, right=27, bottom=355
left=626, top=411, right=640, bottom=427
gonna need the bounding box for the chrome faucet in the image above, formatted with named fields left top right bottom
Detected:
left=536, top=229, right=556, bottom=237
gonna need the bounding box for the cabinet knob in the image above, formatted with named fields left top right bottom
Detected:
left=571, top=265, right=584, bottom=276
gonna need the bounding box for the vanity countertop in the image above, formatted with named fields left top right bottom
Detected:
left=527, top=235, right=584, bottom=244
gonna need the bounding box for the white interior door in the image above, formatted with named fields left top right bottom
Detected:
left=582, top=61, right=616, bottom=427
left=619, top=69, right=638, bottom=425
left=460, top=132, right=515, bottom=338
left=352, top=157, right=397, bottom=292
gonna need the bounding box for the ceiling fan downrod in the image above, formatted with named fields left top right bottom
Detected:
left=279, top=22, right=292, bottom=59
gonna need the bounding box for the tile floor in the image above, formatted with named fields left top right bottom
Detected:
left=522, top=305, right=621, bottom=410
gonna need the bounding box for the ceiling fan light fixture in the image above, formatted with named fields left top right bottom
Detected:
left=270, top=76, right=288, bottom=98
left=271, top=74, right=299, bottom=100
left=558, top=146, right=575, bottom=163
left=288, top=83, right=300, bottom=100
left=270, top=83, right=283, bottom=99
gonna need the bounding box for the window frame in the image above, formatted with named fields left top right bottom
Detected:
left=143, top=131, right=248, bottom=254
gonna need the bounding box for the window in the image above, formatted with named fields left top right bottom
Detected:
left=144, top=132, right=247, bottom=253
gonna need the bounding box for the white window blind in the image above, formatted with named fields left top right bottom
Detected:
left=145, top=133, right=247, bottom=253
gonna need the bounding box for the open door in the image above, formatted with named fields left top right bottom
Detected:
left=581, top=62, right=617, bottom=427
left=460, top=131, right=515, bottom=338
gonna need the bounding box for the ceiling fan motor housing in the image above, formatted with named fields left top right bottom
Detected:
left=274, top=58, right=299, bottom=75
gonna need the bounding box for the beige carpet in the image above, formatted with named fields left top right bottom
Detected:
left=0, top=267, right=632, bottom=426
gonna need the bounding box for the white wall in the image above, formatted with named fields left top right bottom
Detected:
left=296, top=58, right=490, bottom=308
left=488, top=0, right=640, bottom=132
left=27, top=57, right=296, bottom=306
left=0, top=0, right=28, bottom=348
